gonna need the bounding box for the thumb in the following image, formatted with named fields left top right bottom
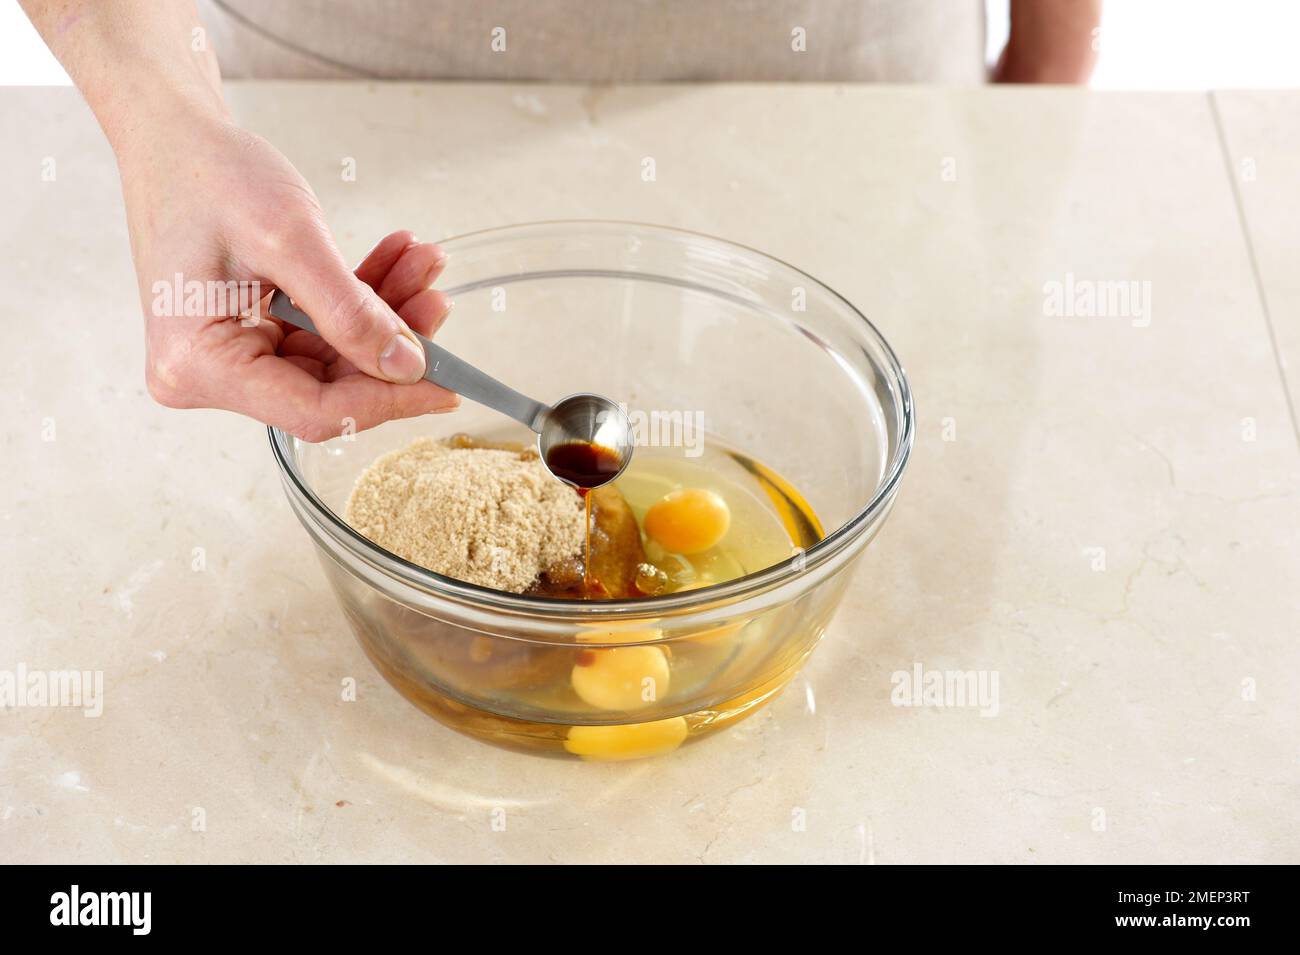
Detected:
left=270, top=225, right=427, bottom=384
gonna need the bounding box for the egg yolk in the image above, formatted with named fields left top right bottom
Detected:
left=565, top=717, right=689, bottom=760
left=571, top=645, right=670, bottom=710
left=643, top=488, right=731, bottom=555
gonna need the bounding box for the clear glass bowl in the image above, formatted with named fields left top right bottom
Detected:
left=270, top=221, right=913, bottom=760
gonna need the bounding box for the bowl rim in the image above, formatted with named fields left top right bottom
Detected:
left=268, top=219, right=914, bottom=618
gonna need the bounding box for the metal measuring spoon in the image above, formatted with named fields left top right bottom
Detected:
left=268, top=290, right=633, bottom=487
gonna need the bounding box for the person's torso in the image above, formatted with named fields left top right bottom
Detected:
left=197, top=0, right=986, bottom=83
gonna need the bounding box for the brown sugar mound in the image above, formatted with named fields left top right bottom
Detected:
left=344, top=437, right=585, bottom=593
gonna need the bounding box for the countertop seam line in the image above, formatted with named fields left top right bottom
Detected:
left=1207, top=89, right=1300, bottom=452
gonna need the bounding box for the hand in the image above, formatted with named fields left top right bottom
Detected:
left=120, top=112, right=458, bottom=440
left=993, top=0, right=1101, bottom=85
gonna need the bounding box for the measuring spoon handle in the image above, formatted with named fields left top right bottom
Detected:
left=268, top=290, right=550, bottom=432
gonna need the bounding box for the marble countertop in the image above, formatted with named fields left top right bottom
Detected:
left=1, top=83, right=1297, bottom=864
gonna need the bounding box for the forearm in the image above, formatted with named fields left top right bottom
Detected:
left=20, top=0, right=228, bottom=157
left=998, top=0, right=1102, bottom=84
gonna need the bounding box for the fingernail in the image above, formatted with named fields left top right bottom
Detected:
left=378, top=330, right=426, bottom=383
left=423, top=252, right=449, bottom=288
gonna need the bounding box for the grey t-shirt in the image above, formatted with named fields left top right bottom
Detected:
left=197, top=0, right=987, bottom=83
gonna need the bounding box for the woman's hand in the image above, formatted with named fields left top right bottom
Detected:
left=119, top=113, right=457, bottom=440
left=994, top=0, right=1102, bottom=85
left=20, top=1, right=456, bottom=438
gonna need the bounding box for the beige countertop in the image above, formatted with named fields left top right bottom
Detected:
left=1, top=83, right=1297, bottom=864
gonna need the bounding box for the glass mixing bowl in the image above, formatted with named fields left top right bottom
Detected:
left=270, top=221, right=913, bottom=760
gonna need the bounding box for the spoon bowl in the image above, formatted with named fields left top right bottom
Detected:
left=537, top=394, right=634, bottom=488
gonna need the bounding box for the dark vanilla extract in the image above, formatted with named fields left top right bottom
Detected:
left=544, top=442, right=623, bottom=490
left=544, top=442, right=624, bottom=595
